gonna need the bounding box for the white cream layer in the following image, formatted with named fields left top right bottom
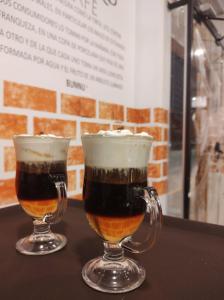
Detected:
left=81, top=130, right=153, bottom=169
left=13, top=135, right=71, bottom=162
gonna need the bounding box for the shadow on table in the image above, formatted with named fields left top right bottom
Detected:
left=73, top=236, right=102, bottom=265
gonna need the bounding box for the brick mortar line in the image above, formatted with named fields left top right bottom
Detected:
left=31, top=111, right=88, bottom=121
left=27, top=115, right=34, bottom=135
left=67, top=165, right=84, bottom=171
left=0, top=140, right=14, bottom=146
left=74, top=117, right=113, bottom=124
left=95, top=117, right=134, bottom=124
left=150, top=161, right=169, bottom=165
left=149, top=176, right=168, bottom=182
left=136, top=122, right=169, bottom=128
left=1, top=171, right=15, bottom=179
left=0, top=107, right=55, bottom=117
left=0, top=107, right=35, bottom=116
left=148, top=161, right=163, bottom=165
left=151, top=158, right=168, bottom=163
left=76, top=119, right=129, bottom=131
left=152, top=142, right=169, bottom=146
left=0, top=107, right=90, bottom=122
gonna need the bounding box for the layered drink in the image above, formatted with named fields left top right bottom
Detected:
left=82, top=130, right=152, bottom=243
left=14, top=135, right=69, bottom=219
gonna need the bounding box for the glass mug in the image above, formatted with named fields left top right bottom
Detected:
left=81, top=130, right=162, bottom=293
left=13, top=135, right=70, bottom=255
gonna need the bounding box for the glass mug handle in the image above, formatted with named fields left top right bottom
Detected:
left=121, top=187, right=162, bottom=254
left=43, top=174, right=68, bottom=224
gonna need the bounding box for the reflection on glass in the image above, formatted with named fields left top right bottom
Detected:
left=167, top=6, right=186, bottom=217
left=190, top=22, right=224, bottom=225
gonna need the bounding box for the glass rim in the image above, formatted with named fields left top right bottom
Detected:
left=81, top=133, right=153, bottom=141
left=13, top=134, right=71, bottom=141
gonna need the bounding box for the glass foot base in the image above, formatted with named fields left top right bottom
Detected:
left=82, top=256, right=146, bottom=293
left=16, top=233, right=67, bottom=255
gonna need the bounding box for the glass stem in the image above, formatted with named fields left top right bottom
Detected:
left=103, top=242, right=124, bottom=261
left=33, top=220, right=51, bottom=235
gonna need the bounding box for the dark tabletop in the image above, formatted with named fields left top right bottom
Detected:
left=0, top=201, right=224, bottom=300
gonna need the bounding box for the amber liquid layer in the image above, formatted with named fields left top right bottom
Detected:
left=16, top=161, right=66, bottom=219
left=19, top=199, right=57, bottom=219
left=86, top=213, right=144, bottom=243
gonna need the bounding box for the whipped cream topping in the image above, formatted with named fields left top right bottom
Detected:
left=97, top=129, right=133, bottom=136
left=84, top=129, right=153, bottom=139
left=81, top=129, right=153, bottom=169
left=14, top=134, right=67, bottom=139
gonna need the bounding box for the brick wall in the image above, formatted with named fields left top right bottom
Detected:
left=0, top=80, right=169, bottom=206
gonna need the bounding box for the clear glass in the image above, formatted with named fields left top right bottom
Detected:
left=169, top=8, right=224, bottom=225
left=81, top=133, right=162, bottom=293
left=189, top=22, right=224, bottom=225
left=13, top=135, right=70, bottom=255
left=167, top=6, right=187, bottom=218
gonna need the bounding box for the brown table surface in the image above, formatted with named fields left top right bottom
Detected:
left=0, top=201, right=224, bottom=300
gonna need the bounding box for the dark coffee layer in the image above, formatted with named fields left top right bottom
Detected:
left=84, top=166, right=147, bottom=184
left=16, top=161, right=67, bottom=200
left=83, top=167, right=147, bottom=217
left=17, top=160, right=66, bottom=174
